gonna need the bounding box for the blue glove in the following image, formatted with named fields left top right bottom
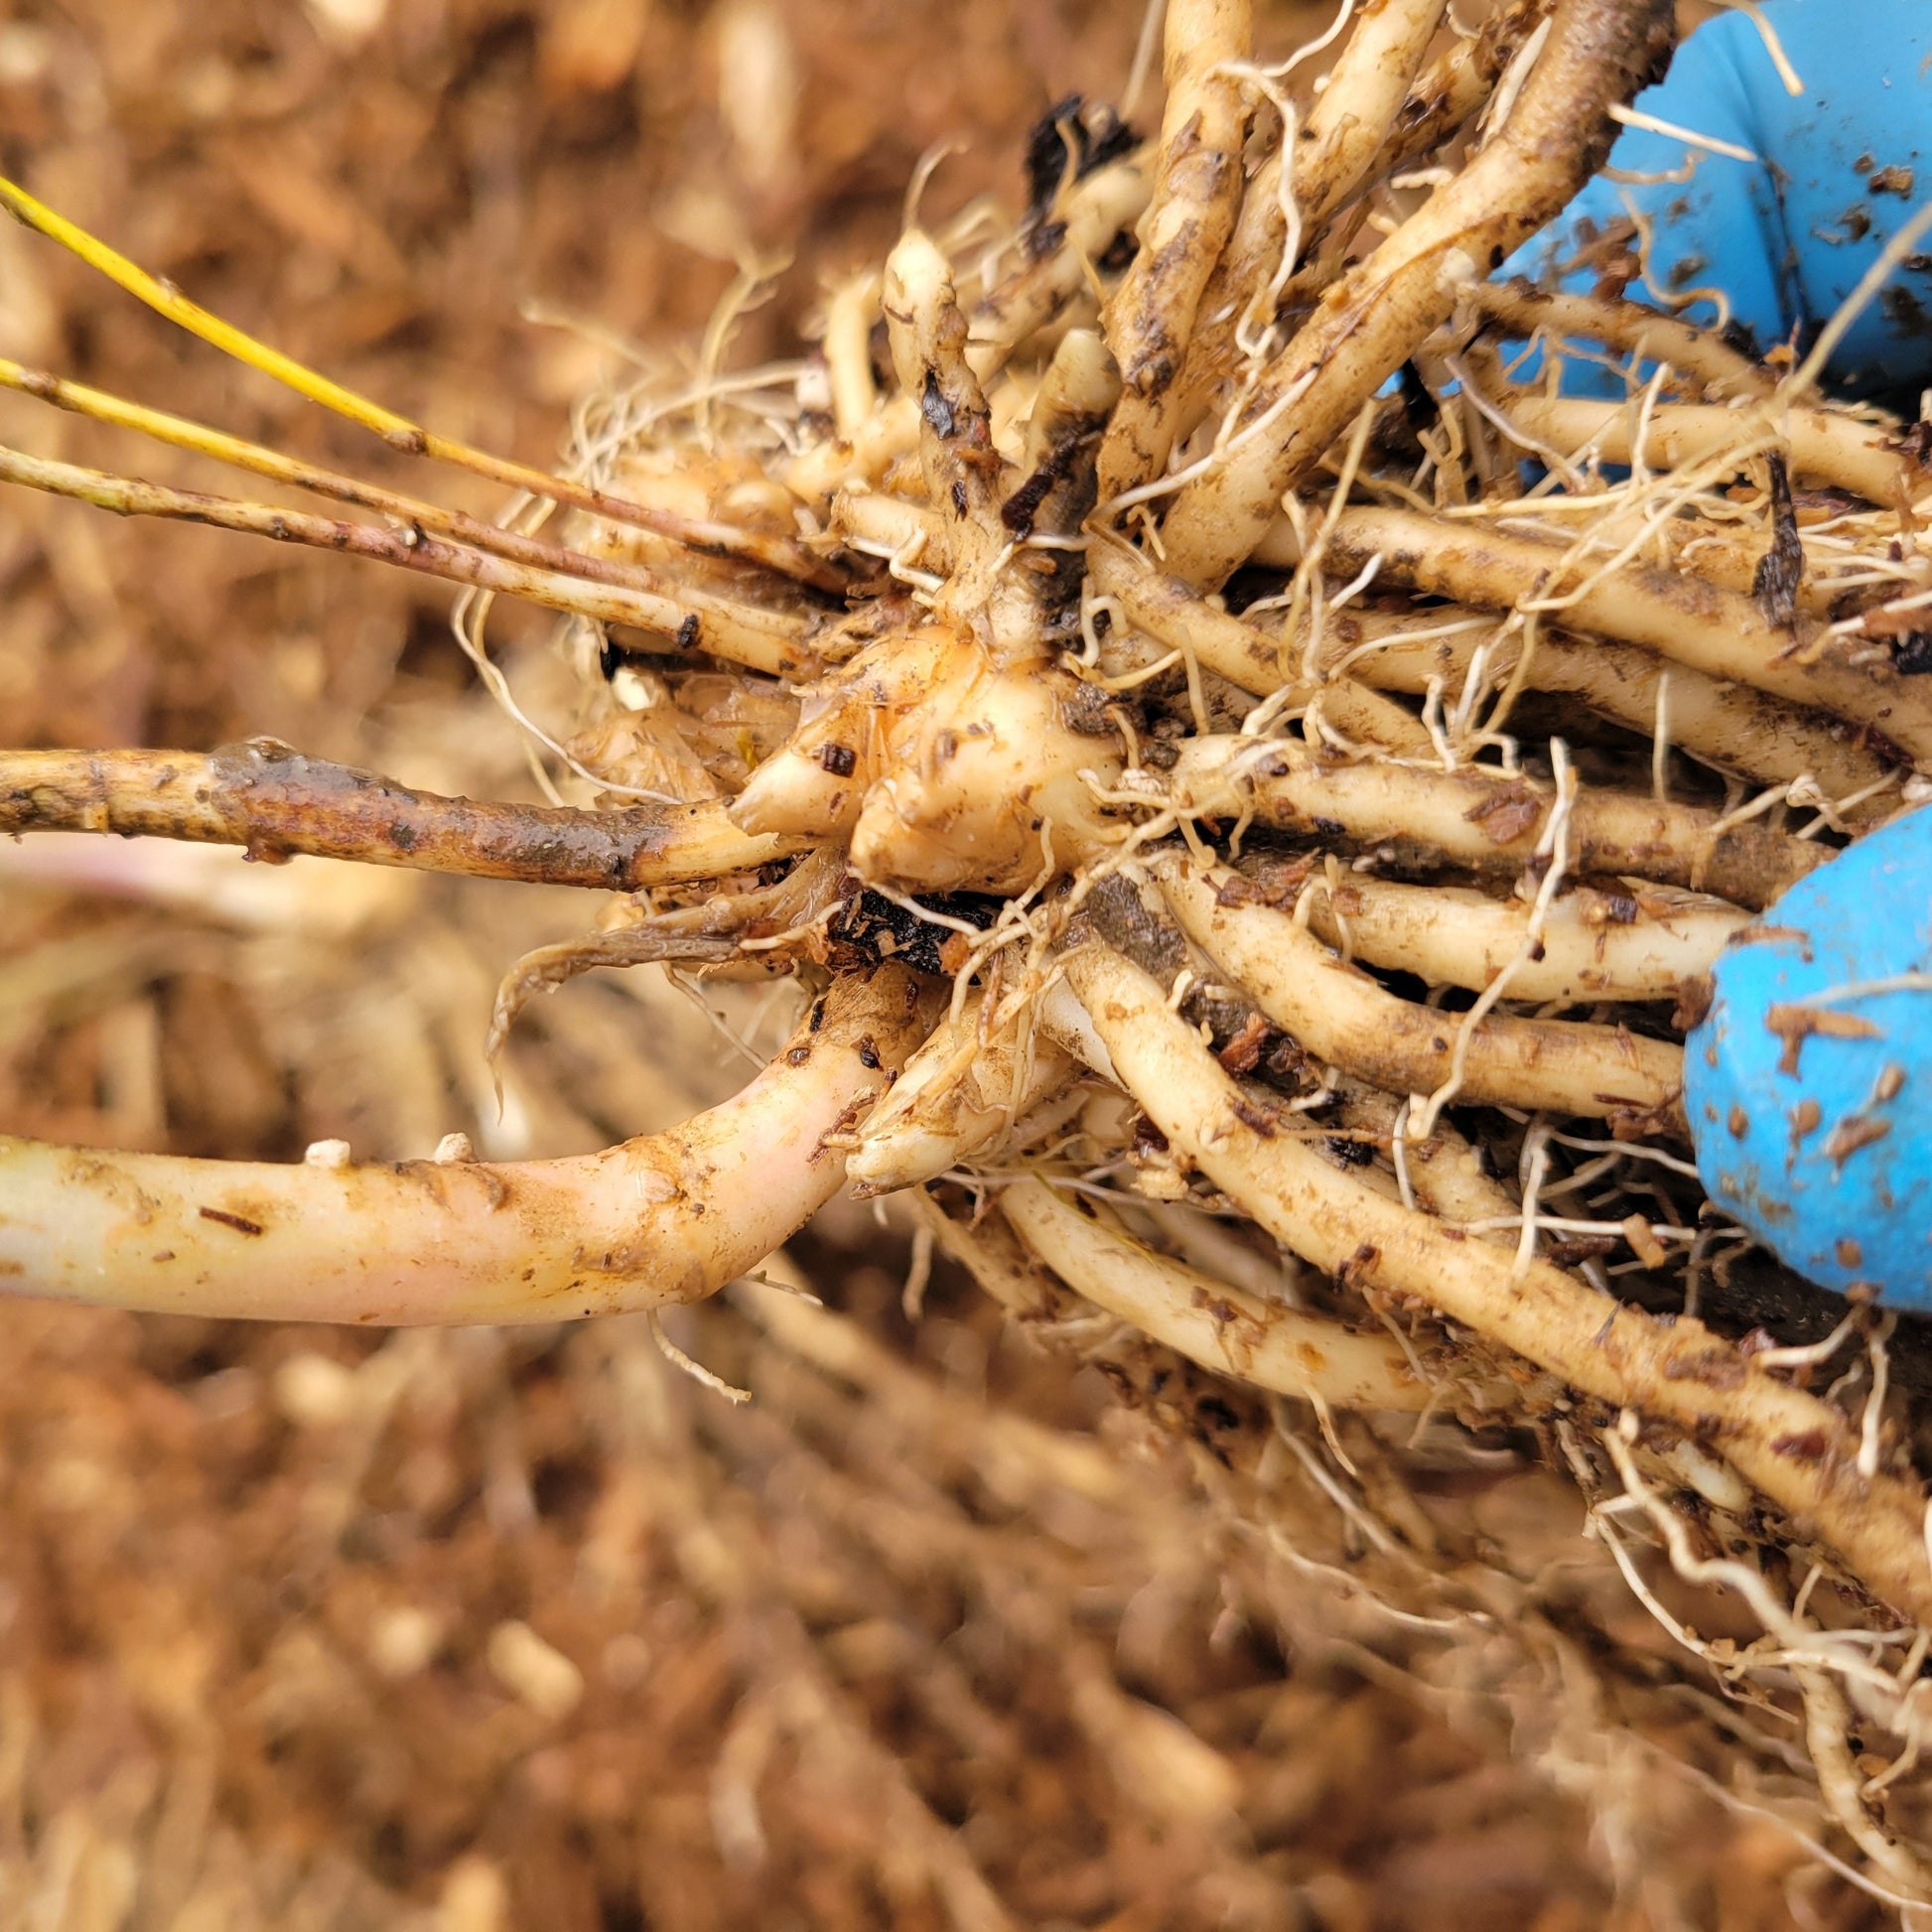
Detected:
left=1509, top=0, right=1932, bottom=406
left=1505, top=5, right=1932, bottom=1310
left=1687, top=808, right=1932, bottom=1311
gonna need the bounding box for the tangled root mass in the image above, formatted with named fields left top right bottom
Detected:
left=5, top=0, right=1932, bottom=1904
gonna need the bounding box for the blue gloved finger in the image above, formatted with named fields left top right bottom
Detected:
left=1504, top=0, right=1932, bottom=404
left=1686, top=804, right=1932, bottom=1310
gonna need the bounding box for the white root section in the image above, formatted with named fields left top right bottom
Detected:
left=1301, top=872, right=1748, bottom=1005
left=822, top=270, right=883, bottom=440
left=1378, top=0, right=1547, bottom=179
left=779, top=394, right=920, bottom=502
left=1159, top=0, right=1677, bottom=584
left=1088, top=544, right=1436, bottom=752
left=0, top=966, right=937, bottom=1325
left=1290, top=0, right=1451, bottom=230
left=1262, top=503, right=1932, bottom=758
left=1345, top=613, right=1902, bottom=811
left=1186, top=0, right=1449, bottom=398
left=1467, top=280, right=1771, bottom=401
left=848, top=994, right=1076, bottom=1195
left=1500, top=391, right=1923, bottom=511
left=969, top=155, right=1152, bottom=378
left=1329, top=1082, right=1520, bottom=1240
left=882, top=230, right=1017, bottom=624
left=1160, top=860, right=1685, bottom=1124
left=1169, top=734, right=1823, bottom=909
left=1000, top=1176, right=1451, bottom=1412
left=1062, top=941, right=1932, bottom=1624
left=908, top=1183, right=1067, bottom=1316
left=1096, top=0, right=1253, bottom=500
left=1792, top=1662, right=1932, bottom=1903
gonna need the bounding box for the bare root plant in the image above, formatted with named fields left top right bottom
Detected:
left=6, top=0, right=1932, bottom=1908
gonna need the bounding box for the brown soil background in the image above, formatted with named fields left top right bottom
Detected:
left=0, top=2, right=1869, bottom=1927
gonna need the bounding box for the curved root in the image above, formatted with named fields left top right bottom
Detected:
left=0, top=966, right=938, bottom=1324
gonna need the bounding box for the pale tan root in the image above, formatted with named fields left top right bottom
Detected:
left=1015, top=331, right=1123, bottom=534
left=1000, top=1176, right=1448, bottom=1412
left=1264, top=501, right=1932, bottom=758
left=998, top=330, right=1120, bottom=601
left=1467, top=280, right=1771, bottom=400
left=1345, top=615, right=1901, bottom=810
left=1095, top=0, right=1253, bottom=499
left=1658, top=524, right=1844, bottom=617
left=1792, top=1662, right=1932, bottom=1901
left=1303, top=872, right=1749, bottom=1003
left=847, top=993, right=1076, bottom=1195
left=1170, top=734, right=1823, bottom=908
left=823, top=270, right=884, bottom=441
left=1160, top=859, right=1685, bottom=1123
left=1158, top=0, right=1677, bottom=585
left=779, top=394, right=921, bottom=503
left=1190, top=0, right=1449, bottom=386
left=0, top=743, right=810, bottom=889
left=1293, top=0, right=1453, bottom=228
left=1027, top=330, right=1122, bottom=460
left=884, top=232, right=1010, bottom=570
left=1378, top=0, right=1551, bottom=179
left=1499, top=391, right=1923, bottom=512
left=828, top=487, right=941, bottom=565
left=1087, top=544, right=1436, bottom=752
left=967, top=154, right=1153, bottom=378
left=1064, top=941, right=1932, bottom=1624
left=1328, top=1081, right=1520, bottom=1239
left=1180, top=0, right=1519, bottom=419
left=899, top=1183, right=1071, bottom=1323
left=0, top=966, right=938, bottom=1324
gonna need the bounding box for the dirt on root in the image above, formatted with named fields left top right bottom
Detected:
left=0, top=2, right=1880, bottom=1928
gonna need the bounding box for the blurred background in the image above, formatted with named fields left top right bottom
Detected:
left=0, top=2, right=1835, bottom=1928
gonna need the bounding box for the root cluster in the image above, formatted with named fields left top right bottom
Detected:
left=5, top=0, right=1932, bottom=1905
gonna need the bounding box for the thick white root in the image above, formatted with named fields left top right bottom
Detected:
left=1170, top=734, right=1823, bottom=909
left=1000, top=1175, right=1456, bottom=1413
left=1160, top=859, right=1685, bottom=1124
left=1343, top=614, right=1902, bottom=813
left=0, top=967, right=937, bottom=1324
left=1499, top=392, right=1923, bottom=512
left=1301, top=872, right=1749, bottom=1005
left=1266, top=502, right=1932, bottom=759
